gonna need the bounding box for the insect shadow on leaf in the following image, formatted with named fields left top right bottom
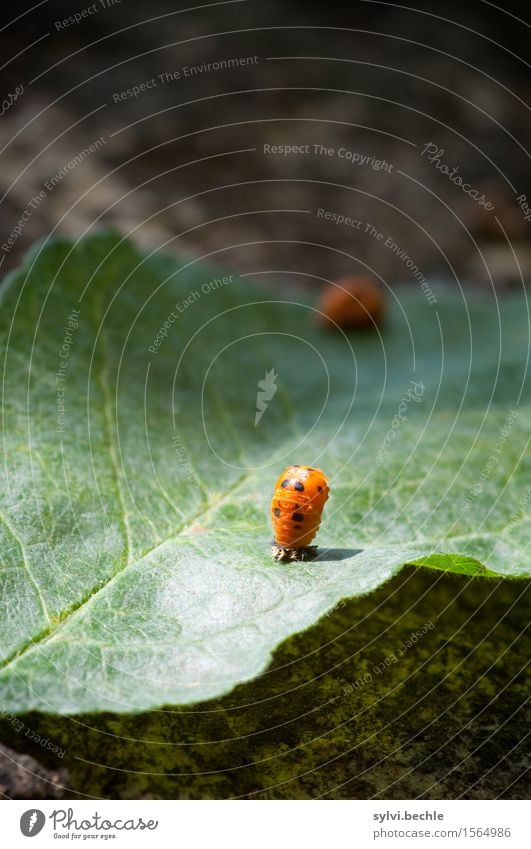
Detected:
left=313, top=548, right=364, bottom=562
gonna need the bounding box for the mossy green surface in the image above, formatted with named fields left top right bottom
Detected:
left=1, top=567, right=527, bottom=799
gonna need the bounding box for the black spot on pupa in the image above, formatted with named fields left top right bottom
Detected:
left=280, top=479, right=290, bottom=488
left=294, top=524, right=302, bottom=529
left=294, top=481, right=304, bottom=492
left=293, top=512, right=304, bottom=522
left=317, top=485, right=322, bottom=492
left=274, top=507, right=281, bottom=517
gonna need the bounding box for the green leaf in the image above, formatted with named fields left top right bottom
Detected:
left=0, top=232, right=529, bottom=714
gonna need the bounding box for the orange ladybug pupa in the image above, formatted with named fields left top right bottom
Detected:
left=270, top=465, right=330, bottom=561
left=317, top=275, right=385, bottom=330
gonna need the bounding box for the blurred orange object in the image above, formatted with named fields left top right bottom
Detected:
left=317, top=276, right=385, bottom=330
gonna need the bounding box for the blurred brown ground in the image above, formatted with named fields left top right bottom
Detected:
left=1, top=1, right=530, bottom=292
